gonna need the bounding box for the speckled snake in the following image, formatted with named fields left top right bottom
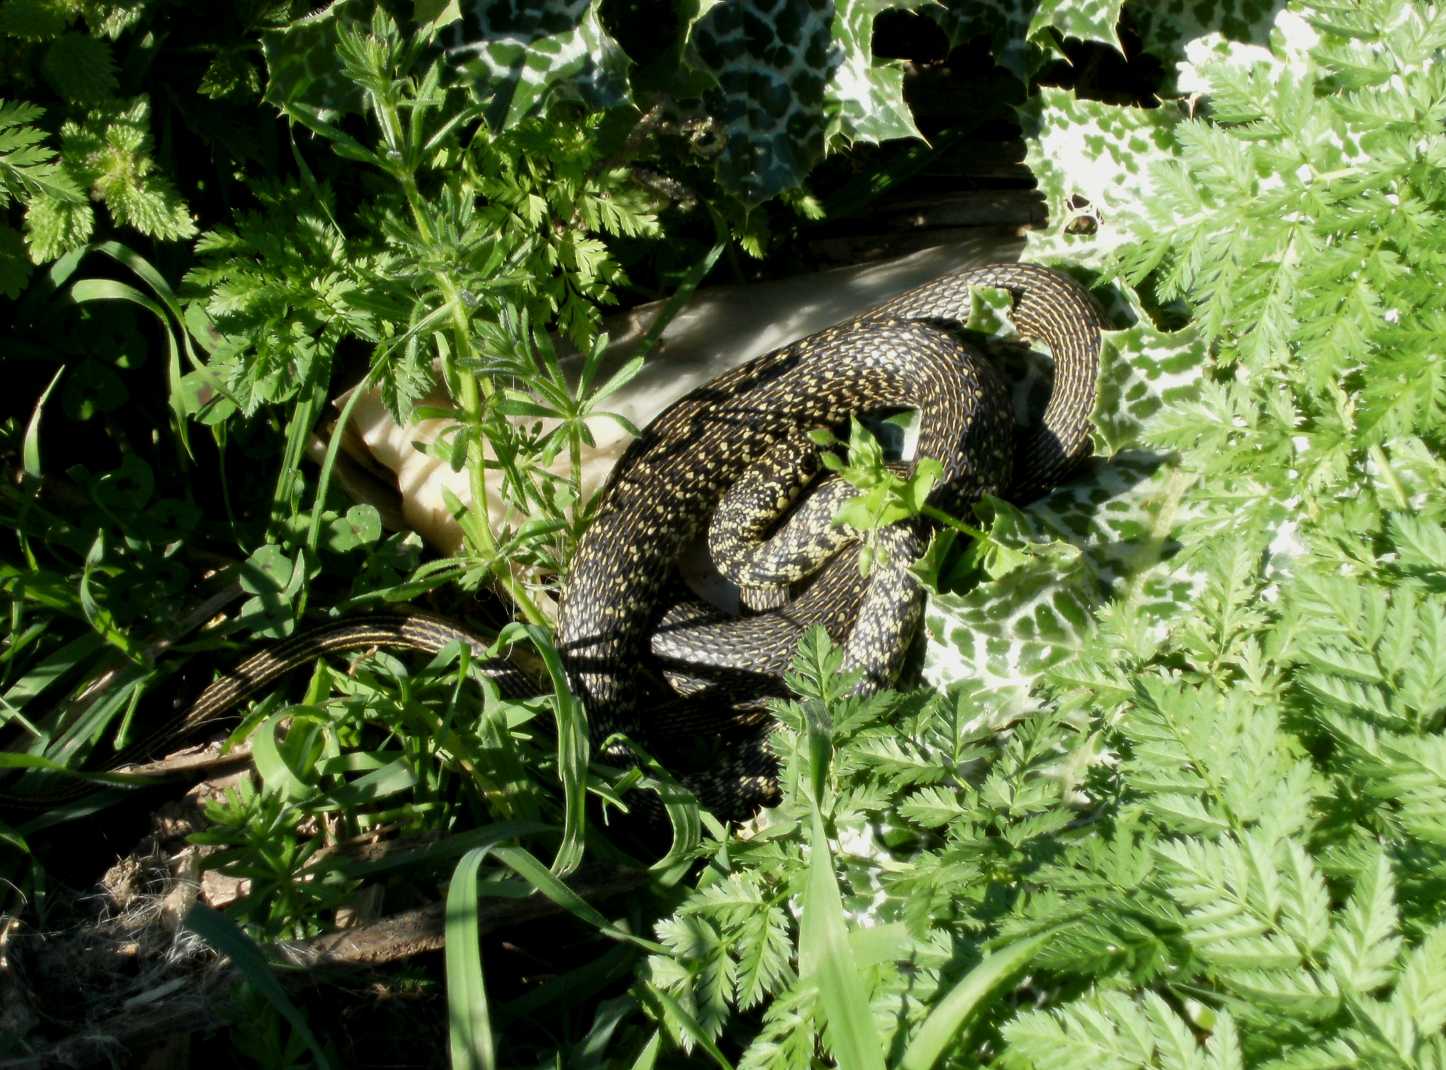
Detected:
left=6, top=262, right=1102, bottom=812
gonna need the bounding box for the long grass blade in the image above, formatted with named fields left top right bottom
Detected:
left=798, top=807, right=885, bottom=1070
left=446, top=846, right=497, bottom=1070
left=21, top=366, right=65, bottom=480
left=491, top=845, right=665, bottom=953
left=183, top=903, right=334, bottom=1070
left=898, top=931, right=1051, bottom=1070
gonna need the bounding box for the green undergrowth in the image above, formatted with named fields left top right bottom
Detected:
left=3, top=0, right=1445, bottom=1068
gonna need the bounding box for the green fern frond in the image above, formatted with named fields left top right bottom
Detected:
left=0, top=98, right=83, bottom=208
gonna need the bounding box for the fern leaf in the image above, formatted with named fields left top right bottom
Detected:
left=1278, top=840, right=1332, bottom=959
left=0, top=99, right=83, bottom=208
left=735, top=905, right=793, bottom=1010
left=898, top=785, right=967, bottom=828
left=1389, top=514, right=1446, bottom=580
left=1394, top=924, right=1446, bottom=1039
left=1327, top=850, right=1401, bottom=996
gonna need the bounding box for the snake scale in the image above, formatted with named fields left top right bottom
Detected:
left=7, top=262, right=1102, bottom=814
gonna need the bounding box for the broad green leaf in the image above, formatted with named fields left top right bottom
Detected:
left=448, top=0, right=632, bottom=132
left=261, top=1, right=365, bottom=118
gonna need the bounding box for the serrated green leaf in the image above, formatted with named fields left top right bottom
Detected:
left=261, top=1, right=365, bottom=118
left=0, top=0, right=70, bottom=39
left=23, top=189, right=92, bottom=261
left=1395, top=925, right=1446, bottom=1037
left=41, top=33, right=118, bottom=102
left=1328, top=850, right=1401, bottom=997
left=449, top=0, right=632, bottom=131
left=686, top=0, right=834, bottom=202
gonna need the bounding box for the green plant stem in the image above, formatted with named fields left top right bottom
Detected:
left=1368, top=444, right=1410, bottom=511
left=568, top=423, right=584, bottom=531
left=396, top=170, right=546, bottom=628
left=922, top=504, right=986, bottom=542
left=367, top=61, right=545, bottom=626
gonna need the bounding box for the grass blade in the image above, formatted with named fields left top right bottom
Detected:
left=491, top=845, right=665, bottom=953
left=68, top=276, right=195, bottom=458
left=526, top=624, right=588, bottom=877
left=446, top=846, right=497, bottom=1070
left=22, top=365, right=64, bottom=479
left=799, top=807, right=885, bottom=1070
left=626, top=1029, right=662, bottom=1070
left=183, top=903, right=334, bottom=1070
left=899, top=931, right=1051, bottom=1070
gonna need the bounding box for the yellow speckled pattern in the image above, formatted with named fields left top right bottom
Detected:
left=6, top=264, right=1100, bottom=812
left=561, top=263, right=1101, bottom=740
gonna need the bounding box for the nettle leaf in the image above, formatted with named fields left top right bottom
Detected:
left=198, top=50, right=263, bottom=100
left=23, top=187, right=92, bottom=261
left=830, top=0, right=923, bottom=146
left=1020, top=86, right=1181, bottom=265
left=0, top=0, right=70, bottom=40
left=1127, top=0, right=1294, bottom=96
left=922, top=276, right=1202, bottom=720
left=60, top=97, right=195, bottom=242
left=261, top=1, right=366, bottom=118
left=449, top=0, right=632, bottom=132
left=687, top=0, right=837, bottom=203
left=41, top=32, right=118, bottom=102
left=82, top=1, right=145, bottom=40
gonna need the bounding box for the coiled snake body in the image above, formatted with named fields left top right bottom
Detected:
left=558, top=261, right=1101, bottom=806
left=9, top=263, right=1102, bottom=812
